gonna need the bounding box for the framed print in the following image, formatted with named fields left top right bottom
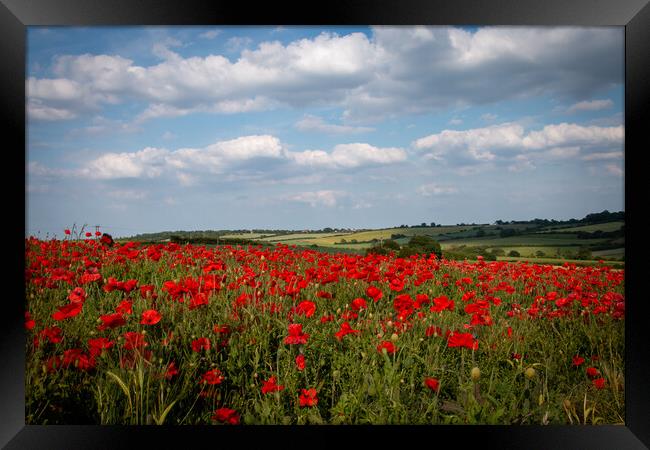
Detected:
left=3, top=0, right=649, bottom=448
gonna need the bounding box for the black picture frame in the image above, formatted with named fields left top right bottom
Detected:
left=3, top=0, right=648, bottom=448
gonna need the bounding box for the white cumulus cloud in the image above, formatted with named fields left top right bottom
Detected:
left=288, top=143, right=406, bottom=169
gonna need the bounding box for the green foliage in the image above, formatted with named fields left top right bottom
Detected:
left=508, top=250, right=521, bottom=257
left=577, top=247, right=593, bottom=260
left=365, top=239, right=401, bottom=256
left=443, top=246, right=496, bottom=261
left=397, top=246, right=420, bottom=258
left=382, top=239, right=401, bottom=250
left=404, top=235, right=442, bottom=258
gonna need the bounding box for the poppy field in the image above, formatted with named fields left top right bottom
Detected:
left=25, top=234, right=625, bottom=425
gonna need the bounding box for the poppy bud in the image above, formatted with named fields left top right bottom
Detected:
left=471, top=367, right=481, bottom=381
left=390, top=333, right=399, bottom=342
left=525, top=367, right=536, bottom=379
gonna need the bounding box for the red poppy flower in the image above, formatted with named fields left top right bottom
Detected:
left=393, top=294, right=415, bottom=319
left=298, top=388, right=318, bottom=407
left=123, top=331, right=147, bottom=350
left=351, top=297, right=367, bottom=311
left=426, top=326, right=442, bottom=337
left=68, top=287, right=87, bottom=303
left=447, top=332, right=479, bottom=351
left=100, top=233, right=114, bottom=246
left=88, top=337, right=114, bottom=357
left=586, top=367, right=600, bottom=379
left=165, top=362, right=179, bottom=380
left=284, top=324, right=310, bottom=345
left=62, top=349, right=84, bottom=367
left=424, top=377, right=440, bottom=392
left=192, top=337, right=211, bottom=352
left=189, top=292, right=209, bottom=310
left=335, top=321, right=360, bottom=341
left=38, top=326, right=63, bottom=345
left=320, top=314, right=334, bottom=323
left=95, top=231, right=102, bottom=236
left=592, top=377, right=606, bottom=389
left=295, top=354, right=306, bottom=371
left=572, top=355, right=585, bottom=367
left=140, top=309, right=162, bottom=325
left=45, top=355, right=63, bottom=373
left=430, top=295, right=454, bottom=313
left=389, top=278, right=405, bottom=292
left=52, top=302, right=83, bottom=321
left=212, top=407, right=240, bottom=425
left=62, top=348, right=95, bottom=371
left=64, top=229, right=71, bottom=235
left=115, top=299, right=133, bottom=315
left=377, top=341, right=396, bottom=354
left=366, top=286, right=383, bottom=302
left=261, top=376, right=285, bottom=394
left=297, top=300, right=316, bottom=318
left=213, top=324, right=231, bottom=335
left=123, top=279, right=138, bottom=293
left=85, top=232, right=92, bottom=237
left=98, top=313, right=126, bottom=330
left=80, top=272, right=102, bottom=284
left=201, top=368, right=224, bottom=385
left=25, top=312, right=35, bottom=330
left=140, top=284, right=157, bottom=299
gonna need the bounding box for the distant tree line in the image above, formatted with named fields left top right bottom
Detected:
left=494, top=210, right=623, bottom=226
left=576, top=226, right=624, bottom=239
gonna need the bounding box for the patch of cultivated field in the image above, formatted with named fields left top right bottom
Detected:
left=592, top=248, right=625, bottom=257
left=220, top=233, right=277, bottom=239
left=484, top=246, right=582, bottom=257
left=258, top=232, right=349, bottom=242
left=537, top=221, right=623, bottom=233
left=442, top=234, right=609, bottom=247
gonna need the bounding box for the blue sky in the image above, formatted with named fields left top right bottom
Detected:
left=26, top=26, right=624, bottom=237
